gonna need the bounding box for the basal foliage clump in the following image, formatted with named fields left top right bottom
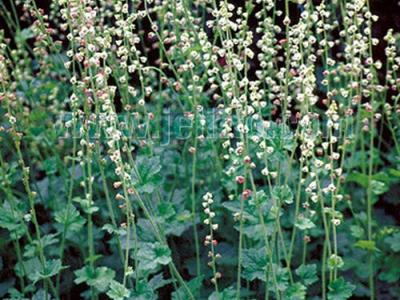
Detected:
left=0, top=0, right=400, bottom=299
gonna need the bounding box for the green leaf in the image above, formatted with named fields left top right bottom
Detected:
left=379, top=268, right=400, bottom=283
left=274, top=266, right=290, bottom=292
left=6, top=287, right=26, bottom=299
left=241, top=248, right=268, bottom=281
left=154, top=243, right=172, bottom=265
left=284, top=283, right=306, bottom=300
left=346, top=172, right=369, bottom=188
left=370, top=180, right=388, bottom=195
left=106, top=280, right=130, bottom=300
left=223, top=196, right=273, bottom=241
left=272, top=185, right=294, bottom=205
left=388, top=168, right=400, bottom=177
left=32, top=290, right=51, bottom=300
left=72, top=197, right=99, bottom=215
left=172, top=276, right=203, bottom=300
left=15, top=258, right=64, bottom=284
left=328, top=277, right=355, bottom=300
left=256, top=121, right=296, bottom=155
left=354, top=240, right=378, bottom=252
left=157, top=202, right=176, bottom=219
left=137, top=242, right=172, bottom=272
left=295, top=264, right=318, bottom=286
left=148, top=273, right=174, bottom=290
left=0, top=203, right=26, bottom=238
left=346, top=173, right=388, bottom=195
left=24, top=234, right=59, bottom=258
left=42, top=157, right=58, bottom=175
left=131, top=156, right=162, bottom=194
left=38, top=259, right=64, bottom=281
left=55, top=204, right=86, bottom=233
left=295, top=217, right=315, bottom=230
left=378, top=255, right=400, bottom=283
left=131, top=279, right=157, bottom=300
left=15, top=257, right=42, bottom=282
left=102, top=223, right=126, bottom=236
left=256, top=122, right=296, bottom=160
left=74, top=266, right=115, bottom=292
left=15, top=28, right=35, bottom=44
left=209, top=286, right=237, bottom=300
left=384, top=232, right=400, bottom=252
left=349, top=225, right=364, bottom=239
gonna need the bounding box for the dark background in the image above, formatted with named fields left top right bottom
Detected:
left=1, top=0, right=400, bottom=59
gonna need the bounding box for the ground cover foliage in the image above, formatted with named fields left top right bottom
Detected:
left=0, top=0, right=400, bottom=299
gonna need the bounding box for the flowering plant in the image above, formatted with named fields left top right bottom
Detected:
left=0, top=0, right=400, bottom=299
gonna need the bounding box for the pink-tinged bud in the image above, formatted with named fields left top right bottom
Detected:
left=113, top=181, right=122, bottom=189
left=279, top=38, right=288, bottom=45
left=364, top=103, right=373, bottom=112
left=346, top=108, right=354, bottom=116
left=174, top=81, right=181, bottom=92
left=115, top=193, right=124, bottom=200
left=189, top=147, right=196, bottom=154
left=212, top=239, right=218, bottom=246
left=242, top=189, right=252, bottom=199
left=236, top=176, right=245, bottom=184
